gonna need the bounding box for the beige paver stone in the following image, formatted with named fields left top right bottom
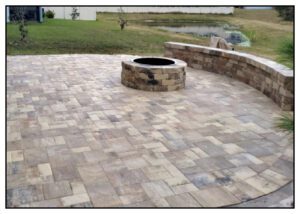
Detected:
left=222, top=143, right=245, bottom=154
left=115, top=183, right=149, bottom=205
left=166, top=193, right=201, bottom=207
left=243, top=122, right=269, bottom=134
left=190, top=186, right=240, bottom=207
left=163, top=163, right=187, bottom=178
left=26, top=167, right=52, bottom=185
left=142, top=154, right=170, bottom=166
left=101, top=159, right=126, bottom=172
left=90, top=194, right=122, bottom=207
left=143, top=142, right=166, bottom=149
left=52, top=165, right=80, bottom=181
left=151, top=198, right=170, bottom=207
left=107, top=169, right=148, bottom=187
left=142, top=165, right=173, bottom=181
left=7, top=150, right=24, bottom=163
left=54, top=136, right=66, bottom=145
left=190, top=147, right=209, bottom=158
left=171, top=183, right=198, bottom=194
left=230, top=166, right=257, bottom=181
left=7, top=173, right=28, bottom=189
left=206, top=136, right=223, bottom=145
left=244, top=175, right=280, bottom=194
left=229, top=153, right=263, bottom=166
left=142, top=181, right=174, bottom=199
left=43, top=181, right=72, bottom=199
left=224, top=181, right=264, bottom=200
left=71, top=146, right=91, bottom=153
left=61, top=193, right=90, bottom=207
left=37, top=163, right=52, bottom=177
left=243, top=153, right=264, bottom=164
left=260, top=169, right=290, bottom=186
left=71, top=182, right=87, bottom=194
left=127, top=127, right=140, bottom=136
left=119, top=193, right=148, bottom=205
left=123, top=157, right=148, bottom=169
left=164, top=177, right=189, bottom=186
left=41, top=137, right=56, bottom=146
left=8, top=132, right=22, bottom=142
left=30, top=198, right=62, bottom=207
left=184, top=150, right=200, bottom=160
left=77, top=164, right=106, bottom=183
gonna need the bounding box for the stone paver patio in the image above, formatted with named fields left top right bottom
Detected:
left=7, top=54, right=293, bottom=207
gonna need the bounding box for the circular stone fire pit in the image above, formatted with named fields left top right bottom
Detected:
left=121, top=57, right=186, bottom=91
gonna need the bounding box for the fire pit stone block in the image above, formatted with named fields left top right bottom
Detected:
left=121, top=57, right=187, bottom=91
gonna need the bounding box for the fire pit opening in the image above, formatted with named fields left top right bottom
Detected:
left=134, top=57, right=175, bottom=66
left=121, top=57, right=187, bottom=91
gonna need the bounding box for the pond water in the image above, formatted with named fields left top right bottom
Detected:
left=139, top=21, right=251, bottom=47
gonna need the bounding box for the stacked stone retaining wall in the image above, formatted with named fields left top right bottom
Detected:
left=164, top=42, right=294, bottom=110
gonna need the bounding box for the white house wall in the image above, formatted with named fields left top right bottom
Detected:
left=44, top=7, right=65, bottom=19
left=78, top=7, right=97, bottom=20
left=96, top=7, right=234, bottom=14
left=43, top=7, right=96, bottom=20
left=43, top=6, right=234, bottom=21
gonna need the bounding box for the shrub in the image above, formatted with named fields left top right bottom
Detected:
left=70, top=7, right=80, bottom=20
left=45, top=10, right=55, bottom=19
left=243, top=30, right=257, bottom=43
left=274, top=7, right=294, bottom=21
left=10, top=7, right=28, bottom=42
left=118, top=7, right=128, bottom=30
left=276, top=37, right=294, bottom=67
left=275, top=113, right=294, bottom=133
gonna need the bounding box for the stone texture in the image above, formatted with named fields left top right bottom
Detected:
left=142, top=181, right=174, bottom=199
left=7, top=185, right=44, bottom=207
left=7, top=150, right=24, bottom=163
left=191, top=186, right=240, bottom=207
left=43, top=181, right=73, bottom=199
left=60, top=193, right=90, bottom=207
left=244, top=175, right=280, bottom=194
left=6, top=54, right=293, bottom=207
left=121, top=57, right=186, bottom=91
left=164, top=42, right=294, bottom=110
left=166, top=193, right=201, bottom=207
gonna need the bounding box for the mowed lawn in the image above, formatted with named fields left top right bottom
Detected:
left=7, top=9, right=293, bottom=67
left=6, top=17, right=203, bottom=55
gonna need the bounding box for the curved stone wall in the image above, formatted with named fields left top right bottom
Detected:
left=164, top=42, right=294, bottom=111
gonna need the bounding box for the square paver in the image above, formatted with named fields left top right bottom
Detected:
left=141, top=180, right=174, bottom=199
left=52, top=165, right=80, bottom=181
left=7, top=185, right=44, bottom=207
left=190, top=186, right=240, bottom=207
left=43, top=181, right=72, bottom=199
left=166, top=193, right=201, bottom=207
left=107, top=169, right=148, bottom=187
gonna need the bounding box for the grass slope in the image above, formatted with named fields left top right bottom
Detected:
left=7, top=9, right=293, bottom=67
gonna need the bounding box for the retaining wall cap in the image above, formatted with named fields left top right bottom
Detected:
left=165, top=42, right=293, bottom=77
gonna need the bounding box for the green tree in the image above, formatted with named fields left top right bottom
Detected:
left=274, top=6, right=294, bottom=21
left=10, top=7, right=28, bottom=42
left=70, top=7, right=80, bottom=20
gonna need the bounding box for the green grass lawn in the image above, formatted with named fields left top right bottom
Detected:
left=7, top=9, right=293, bottom=68
left=7, top=18, right=203, bottom=55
